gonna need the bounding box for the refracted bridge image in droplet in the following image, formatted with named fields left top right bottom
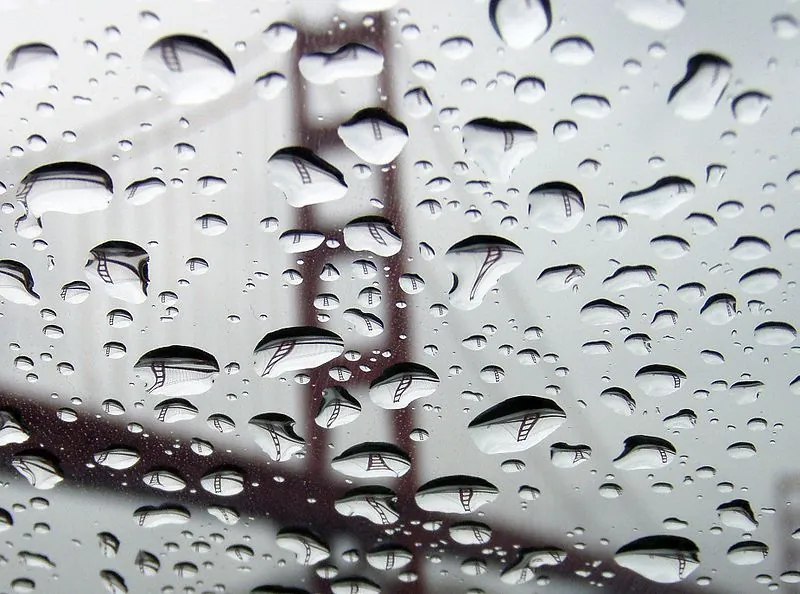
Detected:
left=613, top=435, right=676, bottom=470
left=334, top=486, right=399, bottom=525
left=343, top=216, right=403, bottom=257
left=276, top=529, right=331, bottom=566
left=331, top=442, right=411, bottom=478
left=267, top=147, right=348, bottom=208
left=620, top=176, right=695, bottom=220
left=699, top=293, right=736, bottom=325
left=445, top=235, right=523, bottom=311
left=337, top=108, right=408, bottom=165
left=461, top=118, right=537, bottom=183
left=489, top=0, right=551, bottom=49
left=125, top=177, right=166, bottom=206
left=717, top=499, right=758, bottom=531
left=668, top=53, right=732, bottom=120
left=16, top=162, right=113, bottom=225
left=315, top=386, right=361, bottom=429
left=253, top=327, right=344, bottom=378
left=415, top=475, right=499, bottom=514
left=11, top=452, right=63, bottom=490
left=143, top=35, right=235, bottom=105
left=500, top=548, right=567, bottom=585
left=298, top=43, right=384, bottom=85
left=248, top=413, right=305, bottom=462
left=580, top=299, right=630, bottom=325
left=528, top=182, right=585, bottom=232
left=84, top=241, right=149, bottom=304
left=635, top=364, right=687, bottom=396
left=0, top=260, right=40, bottom=305
left=536, top=264, right=585, bottom=292
left=727, top=541, right=769, bottom=565
left=134, top=345, right=219, bottom=397
left=468, top=395, right=566, bottom=454
left=614, top=535, right=700, bottom=583
left=602, top=265, right=657, bottom=291
left=369, top=362, right=439, bottom=409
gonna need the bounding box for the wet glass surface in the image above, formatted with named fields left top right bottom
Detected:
left=0, top=0, right=799, bottom=592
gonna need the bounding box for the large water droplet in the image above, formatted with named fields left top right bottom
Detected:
left=727, top=541, right=768, bottom=565
left=445, top=235, right=523, bottom=310
left=143, top=35, right=235, bottom=104
left=331, top=442, right=411, bottom=478
left=614, top=536, right=699, bottom=583
left=19, top=162, right=112, bottom=219
left=717, top=499, right=758, bottom=530
left=125, top=177, right=165, bottom=206
left=268, top=148, right=348, bottom=208
left=620, top=177, right=695, bottom=219
left=369, top=363, right=439, bottom=409
left=615, top=0, right=686, bottom=30
left=335, top=486, right=399, bottom=525
left=253, top=327, right=344, bottom=378
left=276, top=529, right=330, bottom=566
left=489, top=0, right=551, bottom=48
left=732, top=92, right=771, bottom=124
left=603, top=265, right=657, bottom=291
left=537, top=264, right=585, bottom=291
left=699, top=294, right=736, bottom=325
left=550, top=37, right=594, bottom=65
left=580, top=299, right=630, bottom=325
left=461, top=119, right=537, bottom=182
left=415, top=475, right=499, bottom=513
left=11, top=452, right=63, bottom=489
left=468, top=395, right=566, bottom=454
left=635, top=364, right=686, bottom=396
left=613, top=436, right=676, bottom=470
left=528, top=182, right=585, bottom=232
left=0, top=260, right=40, bottom=305
left=134, top=345, right=219, bottom=396
left=133, top=505, right=190, bottom=528
left=6, top=43, right=58, bottom=89
left=315, top=387, right=361, bottom=428
left=249, top=413, right=304, bottom=462
left=343, top=216, right=402, bottom=257
left=338, top=108, right=408, bottom=165
left=754, top=321, right=796, bottom=346
left=299, top=43, right=383, bottom=85
left=668, top=54, right=732, bottom=120
left=85, top=241, right=149, bottom=304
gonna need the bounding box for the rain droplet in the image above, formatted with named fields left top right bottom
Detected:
left=0, top=260, right=40, bottom=305
left=613, top=436, right=676, bottom=470
left=732, top=92, right=771, bottom=124
left=248, top=413, right=305, bottom=462
left=331, top=442, right=411, bottom=478
left=615, top=0, right=686, bottom=30
left=134, top=345, right=219, bottom=396
left=614, top=536, right=699, bottom=583
left=468, top=395, right=566, bottom=454
left=85, top=241, right=149, bottom=304
left=268, top=148, right=348, bottom=208
left=727, top=541, right=768, bottom=565
left=343, top=216, right=402, bottom=257
left=461, top=119, right=537, bottom=182
left=299, top=43, right=383, bottom=85
left=6, top=43, right=58, bottom=89
left=550, top=37, right=594, bottom=65
left=668, top=53, right=732, bottom=120
left=369, top=363, right=439, bottom=409
left=143, top=35, right=235, bottom=104
left=253, top=327, right=344, bottom=378
left=490, top=0, right=551, bottom=48
left=415, top=475, right=499, bottom=513
left=445, top=235, right=523, bottom=310
left=620, top=177, right=695, bottom=220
